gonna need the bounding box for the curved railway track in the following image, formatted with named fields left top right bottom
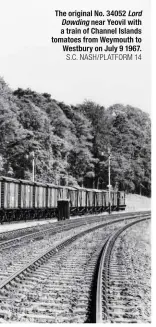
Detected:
left=0, top=212, right=150, bottom=289
left=0, top=211, right=150, bottom=323
left=95, top=216, right=150, bottom=323
left=0, top=211, right=150, bottom=251
left=0, top=215, right=148, bottom=290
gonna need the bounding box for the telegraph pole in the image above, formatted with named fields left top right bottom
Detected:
left=32, top=151, right=35, bottom=182
left=108, top=147, right=111, bottom=214
left=101, top=148, right=111, bottom=213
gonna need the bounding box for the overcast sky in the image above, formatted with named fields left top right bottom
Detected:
left=0, top=0, right=150, bottom=113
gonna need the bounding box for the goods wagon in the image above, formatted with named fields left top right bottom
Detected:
left=0, top=176, right=126, bottom=223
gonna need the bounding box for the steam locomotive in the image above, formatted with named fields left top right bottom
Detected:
left=0, top=176, right=126, bottom=223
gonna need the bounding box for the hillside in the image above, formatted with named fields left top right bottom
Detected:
left=125, top=194, right=151, bottom=212
left=0, top=77, right=151, bottom=196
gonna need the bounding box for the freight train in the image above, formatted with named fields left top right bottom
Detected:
left=0, top=176, right=126, bottom=223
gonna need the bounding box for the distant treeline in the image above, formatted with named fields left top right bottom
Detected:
left=0, top=77, right=151, bottom=196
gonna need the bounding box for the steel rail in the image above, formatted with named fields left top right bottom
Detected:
left=96, top=216, right=151, bottom=323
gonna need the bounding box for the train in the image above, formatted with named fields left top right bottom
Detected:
left=0, top=176, right=126, bottom=223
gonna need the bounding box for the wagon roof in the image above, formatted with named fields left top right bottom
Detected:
left=47, top=184, right=68, bottom=189
left=19, top=179, right=34, bottom=185
left=73, top=186, right=87, bottom=191
left=0, top=176, right=20, bottom=183
left=34, top=181, right=47, bottom=186
left=82, top=188, right=108, bottom=192
left=86, top=188, right=107, bottom=192
left=62, top=186, right=77, bottom=190
left=47, top=183, right=60, bottom=188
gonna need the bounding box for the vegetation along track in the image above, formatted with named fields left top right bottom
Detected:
left=96, top=216, right=150, bottom=323
left=0, top=212, right=150, bottom=323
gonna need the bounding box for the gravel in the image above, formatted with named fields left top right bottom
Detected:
left=0, top=218, right=122, bottom=284
left=0, top=222, right=125, bottom=323
left=109, top=219, right=151, bottom=323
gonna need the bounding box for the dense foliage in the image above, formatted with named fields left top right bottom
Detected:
left=0, top=77, right=151, bottom=196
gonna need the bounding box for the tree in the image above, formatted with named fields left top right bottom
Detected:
left=0, top=78, right=151, bottom=195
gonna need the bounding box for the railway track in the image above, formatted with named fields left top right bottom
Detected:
left=0, top=213, right=150, bottom=284
left=0, top=212, right=150, bottom=323
left=0, top=211, right=150, bottom=251
left=96, top=216, right=150, bottom=323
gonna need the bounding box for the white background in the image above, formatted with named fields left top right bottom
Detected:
left=0, top=0, right=150, bottom=113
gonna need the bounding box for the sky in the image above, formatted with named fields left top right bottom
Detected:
left=0, top=0, right=150, bottom=113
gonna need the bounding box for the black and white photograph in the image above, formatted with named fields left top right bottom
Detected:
left=0, top=0, right=151, bottom=324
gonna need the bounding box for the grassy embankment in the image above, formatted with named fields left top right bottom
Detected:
left=125, top=194, right=151, bottom=212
